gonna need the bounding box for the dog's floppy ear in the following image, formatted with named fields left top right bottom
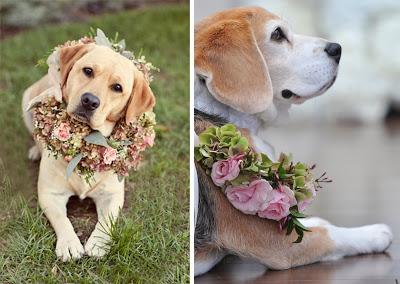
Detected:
left=59, top=43, right=94, bottom=88
left=125, top=70, right=156, bottom=124
left=195, top=19, right=273, bottom=114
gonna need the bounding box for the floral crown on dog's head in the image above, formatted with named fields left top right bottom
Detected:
left=195, top=124, right=332, bottom=243
left=30, top=29, right=157, bottom=185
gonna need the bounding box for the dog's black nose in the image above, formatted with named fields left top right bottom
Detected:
left=81, top=92, right=100, bottom=111
left=324, top=42, right=342, bottom=63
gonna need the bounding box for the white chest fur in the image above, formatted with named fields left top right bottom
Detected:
left=38, top=149, right=121, bottom=199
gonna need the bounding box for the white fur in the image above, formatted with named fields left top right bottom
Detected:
left=323, top=223, right=393, bottom=261
left=194, top=250, right=227, bottom=277
left=301, top=217, right=393, bottom=261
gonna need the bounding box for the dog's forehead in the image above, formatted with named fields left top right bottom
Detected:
left=196, top=7, right=281, bottom=42
left=79, top=46, right=134, bottom=71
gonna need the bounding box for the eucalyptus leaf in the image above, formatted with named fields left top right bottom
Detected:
left=84, top=131, right=109, bottom=147
left=117, top=39, right=126, bottom=50
left=66, top=153, right=83, bottom=179
left=95, top=28, right=112, bottom=47
left=121, top=50, right=134, bottom=60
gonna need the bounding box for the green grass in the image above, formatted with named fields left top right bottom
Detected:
left=0, top=4, right=189, bottom=283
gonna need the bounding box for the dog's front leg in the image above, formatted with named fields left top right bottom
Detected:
left=301, top=217, right=393, bottom=262
left=38, top=154, right=84, bottom=261
left=85, top=175, right=124, bottom=258
left=38, top=189, right=84, bottom=261
left=212, top=189, right=393, bottom=270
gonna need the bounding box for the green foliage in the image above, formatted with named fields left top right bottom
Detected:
left=0, top=4, right=189, bottom=283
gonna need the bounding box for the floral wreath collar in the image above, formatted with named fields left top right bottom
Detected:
left=195, top=124, right=331, bottom=242
left=29, top=29, right=158, bottom=184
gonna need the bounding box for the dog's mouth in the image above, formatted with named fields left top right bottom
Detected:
left=281, top=76, right=337, bottom=104
left=71, top=112, right=90, bottom=124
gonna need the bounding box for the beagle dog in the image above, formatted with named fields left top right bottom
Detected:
left=22, top=43, right=155, bottom=261
left=194, top=7, right=392, bottom=276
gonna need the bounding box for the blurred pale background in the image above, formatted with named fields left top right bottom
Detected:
left=195, top=0, right=400, bottom=235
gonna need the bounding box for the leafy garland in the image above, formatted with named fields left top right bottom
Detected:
left=195, top=124, right=331, bottom=243
left=32, top=29, right=157, bottom=183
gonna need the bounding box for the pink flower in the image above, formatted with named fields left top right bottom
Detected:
left=103, top=147, right=117, bottom=165
left=64, top=155, right=72, bottom=162
left=298, top=182, right=316, bottom=212
left=144, top=132, right=155, bottom=147
left=226, top=179, right=271, bottom=215
left=211, top=154, right=244, bottom=186
left=258, top=185, right=297, bottom=221
left=53, top=122, right=71, bottom=141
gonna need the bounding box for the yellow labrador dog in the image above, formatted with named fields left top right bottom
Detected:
left=22, top=42, right=155, bottom=261
left=194, top=7, right=392, bottom=276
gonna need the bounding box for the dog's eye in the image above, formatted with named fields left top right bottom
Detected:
left=271, top=27, right=285, bottom=42
left=111, top=84, right=123, bottom=93
left=83, top=67, right=93, bottom=77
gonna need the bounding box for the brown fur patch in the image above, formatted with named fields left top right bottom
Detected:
left=195, top=7, right=276, bottom=114
left=212, top=186, right=335, bottom=269
left=59, top=43, right=94, bottom=92
left=124, top=70, right=156, bottom=124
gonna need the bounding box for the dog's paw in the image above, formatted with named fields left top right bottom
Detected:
left=323, top=223, right=393, bottom=261
left=28, top=145, right=41, bottom=161
left=84, top=236, right=109, bottom=258
left=56, top=236, right=84, bottom=262
left=364, top=224, right=393, bottom=253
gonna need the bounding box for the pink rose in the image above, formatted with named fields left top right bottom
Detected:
left=211, top=154, right=244, bottom=186
left=226, top=179, right=271, bottom=215
left=298, top=182, right=316, bottom=212
left=53, top=122, right=71, bottom=141
left=64, top=155, right=72, bottom=162
left=103, top=147, right=117, bottom=165
left=258, top=185, right=297, bottom=221
left=144, top=132, right=155, bottom=147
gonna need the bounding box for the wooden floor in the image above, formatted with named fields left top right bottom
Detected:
left=195, top=123, right=400, bottom=284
